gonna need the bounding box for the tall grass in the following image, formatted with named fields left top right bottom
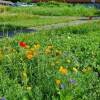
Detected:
left=2, top=3, right=96, bottom=16
left=46, top=20, right=100, bottom=35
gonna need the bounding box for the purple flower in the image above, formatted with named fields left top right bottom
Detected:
left=69, top=79, right=76, bottom=84
left=60, top=84, right=65, bottom=89
left=1, top=97, right=6, bottom=100
left=63, top=51, right=68, bottom=57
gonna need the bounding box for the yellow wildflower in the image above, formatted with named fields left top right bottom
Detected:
left=26, top=50, right=33, bottom=55
left=55, top=60, right=60, bottom=64
left=45, top=48, right=51, bottom=55
left=45, top=45, right=53, bottom=55
left=31, top=48, right=35, bottom=52
left=34, top=43, right=40, bottom=49
left=55, top=50, right=62, bottom=56
left=27, top=86, right=32, bottom=91
left=47, top=45, right=53, bottom=49
left=27, top=54, right=33, bottom=60
left=73, top=67, right=78, bottom=73
left=22, top=71, right=27, bottom=80
left=55, top=79, right=61, bottom=86
left=26, top=50, right=33, bottom=60
left=82, top=67, right=92, bottom=73
left=59, top=66, right=68, bottom=75
left=67, top=59, right=71, bottom=63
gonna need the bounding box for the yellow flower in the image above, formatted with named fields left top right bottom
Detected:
left=45, top=48, right=51, bottom=55
left=67, top=59, right=71, bottom=63
left=34, top=44, right=40, bottom=49
left=30, top=48, right=35, bottom=52
left=22, top=71, right=27, bottom=80
left=26, top=50, right=33, bottom=55
left=59, top=66, right=63, bottom=71
left=27, top=86, right=32, bottom=91
left=26, top=50, right=33, bottom=60
left=45, top=45, right=53, bottom=55
left=73, top=67, right=78, bottom=73
left=55, top=79, right=61, bottom=86
left=55, top=50, right=62, bottom=56
left=47, top=45, right=53, bottom=49
left=30, top=48, right=38, bottom=56
left=59, top=66, right=68, bottom=75
left=82, top=67, right=92, bottom=73
left=27, top=54, right=33, bottom=60
left=55, top=60, right=60, bottom=64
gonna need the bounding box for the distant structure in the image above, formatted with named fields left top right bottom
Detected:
left=0, top=0, right=14, bottom=6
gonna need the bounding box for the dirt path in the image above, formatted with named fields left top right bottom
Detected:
left=29, top=17, right=100, bottom=31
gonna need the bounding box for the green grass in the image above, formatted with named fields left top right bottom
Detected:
left=46, top=20, right=100, bottom=34
left=0, top=2, right=97, bottom=16
left=0, top=21, right=100, bottom=100
left=9, top=6, right=96, bottom=16
left=0, top=13, right=76, bottom=28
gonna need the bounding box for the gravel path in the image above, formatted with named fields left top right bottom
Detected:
left=29, top=17, right=100, bottom=31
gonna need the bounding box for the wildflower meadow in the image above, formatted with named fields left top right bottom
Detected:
left=0, top=1, right=100, bottom=100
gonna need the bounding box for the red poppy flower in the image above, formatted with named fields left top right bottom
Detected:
left=19, top=42, right=27, bottom=48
